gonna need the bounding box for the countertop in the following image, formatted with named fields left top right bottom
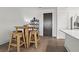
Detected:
left=61, top=29, right=79, bottom=39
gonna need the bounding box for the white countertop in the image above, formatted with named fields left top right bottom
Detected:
left=61, top=29, right=79, bottom=39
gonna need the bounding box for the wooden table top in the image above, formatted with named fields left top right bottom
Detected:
left=15, top=25, right=38, bottom=30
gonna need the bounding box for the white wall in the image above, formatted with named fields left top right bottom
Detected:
left=0, top=7, right=24, bottom=45
left=57, top=7, right=69, bottom=39
left=19, top=7, right=39, bottom=22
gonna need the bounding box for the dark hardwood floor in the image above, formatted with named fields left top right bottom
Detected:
left=0, top=37, right=67, bottom=52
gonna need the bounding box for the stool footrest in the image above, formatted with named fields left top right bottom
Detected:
left=10, top=44, right=17, bottom=47
left=20, top=42, right=25, bottom=46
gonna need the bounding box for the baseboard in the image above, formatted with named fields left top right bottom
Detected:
left=0, top=40, right=9, bottom=45
left=57, top=37, right=65, bottom=40
left=53, top=36, right=57, bottom=38
left=0, top=42, right=8, bottom=46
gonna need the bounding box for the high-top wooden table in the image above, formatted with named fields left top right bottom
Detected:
left=15, top=25, right=38, bottom=48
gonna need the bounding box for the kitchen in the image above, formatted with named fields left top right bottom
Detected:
left=0, top=7, right=79, bottom=52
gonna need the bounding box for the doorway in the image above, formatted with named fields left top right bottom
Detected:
left=43, top=13, right=52, bottom=37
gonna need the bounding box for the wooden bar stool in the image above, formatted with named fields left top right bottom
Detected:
left=29, top=30, right=39, bottom=48
left=8, top=31, right=26, bottom=52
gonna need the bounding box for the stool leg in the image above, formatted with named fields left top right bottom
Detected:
left=23, top=33, right=26, bottom=48
left=8, top=33, right=13, bottom=52
left=35, top=33, right=38, bottom=48
left=17, top=37, right=20, bottom=52
left=26, top=33, right=29, bottom=48
left=29, top=32, right=31, bottom=47
left=8, top=39, right=12, bottom=51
